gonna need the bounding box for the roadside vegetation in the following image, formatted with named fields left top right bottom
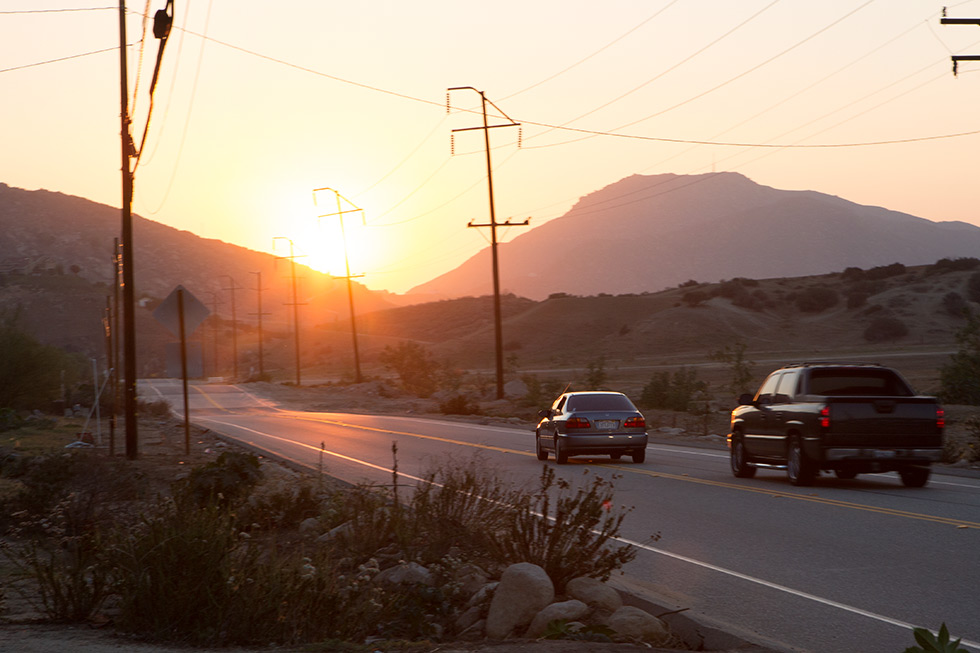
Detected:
left=0, top=421, right=643, bottom=648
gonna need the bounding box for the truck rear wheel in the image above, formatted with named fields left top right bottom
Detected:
left=899, top=466, right=930, bottom=488
left=787, top=434, right=816, bottom=486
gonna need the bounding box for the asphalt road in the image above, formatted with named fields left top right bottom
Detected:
left=140, top=380, right=980, bottom=653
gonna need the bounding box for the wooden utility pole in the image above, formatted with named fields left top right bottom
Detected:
left=274, top=237, right=305, bottom=385
left=313, top=187, right=365, bottom=384
left=448, top=87, right=528, bottom=400
left=221, top=275, right=240, bottom=381
left=249, top=271, right=270, bottom=378
left=118, top=0, right=138, bottom=459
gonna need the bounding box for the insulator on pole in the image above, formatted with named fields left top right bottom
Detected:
left=451, top=133, right=455, bottom=155
left=446, top=92, right=451, bottom=114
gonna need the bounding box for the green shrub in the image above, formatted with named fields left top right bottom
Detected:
left=863, top=316, right=908, bottom=343
left=439, top=394, right=482, bottom=415
left=904, top=623, right=968, bottom=653
left=174, top=450, right=262, bottom=508
left=379, top=342, right=439, bottom=397
left=485, top=467, right=637, bottom=593
left=795, top=286, right=838, bottom=312
left=640, top=368, right=706, bottom=412
left=943, top=292, right=969, bottom=318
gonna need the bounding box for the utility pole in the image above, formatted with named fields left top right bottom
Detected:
left=274, top=237, right=305, bottom=385
left=941, top=10, right=980, bottom=76
left=249, top=271, right=270, bottom=379
left=220, top=275, right=240, bottom=381
left=313, top=187, right=365, bottom=384
left=448, top=87, right=529, bottom=400
left=206, top=291, right=223, bottom=378
left=118, top=0, right=138, bottom=459
left=110, top=238, right=121, bottom=456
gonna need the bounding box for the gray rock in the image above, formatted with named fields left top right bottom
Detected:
left=565, top=576, right=623, bottom=614
left=317, top=520, right=353, bottom=544
left=455, top=563, right=490, bottom=597
left=298, top=517, right=320, bottom=533
left=525, top=599, right=589, bottom=638
left=373, top=561, right=434, bottom=586
left=504, top=378, right=529, bottom=398
left=466, top=581, right=498, bottom=608
left=455, top=605, right=483, bottom=632
left=608, top=605, right=670, bottom=645
left=485, top=563, right=555, bottom=639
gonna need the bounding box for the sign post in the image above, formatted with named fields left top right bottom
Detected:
left=153, top=285, right=210, bottom=454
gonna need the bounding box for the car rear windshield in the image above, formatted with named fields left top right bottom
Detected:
left=567, top=394, right=636, bottom=412
left=806, top=369, right=913, bottom=397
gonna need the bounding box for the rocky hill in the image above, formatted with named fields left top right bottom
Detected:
left=408, top=172, right=980, bottom=300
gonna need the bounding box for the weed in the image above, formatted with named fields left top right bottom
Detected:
left=542, top=619, right=616, bottom=642
left=905, top=623, right=968, bottom=653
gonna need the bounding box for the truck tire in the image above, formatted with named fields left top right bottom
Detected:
left=730, top=435, right=756, bottom=478
left=899, top=466, right=930, bottom=488
left=787, top=434, right=816, bottom=486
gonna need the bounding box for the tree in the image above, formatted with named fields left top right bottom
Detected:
left=940, top=312, right=980, bottom=405
left=0, top=311, right=85, bottom=410
left=709, top=340, right=754, bottom=400
left=378, top=342, right=439, bottom=397
left=640, top=368, right=706, bottom=412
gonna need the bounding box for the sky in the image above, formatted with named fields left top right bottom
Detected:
left=4, top=0, right=980, bottom=294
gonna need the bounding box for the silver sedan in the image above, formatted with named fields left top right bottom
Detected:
left=534, top=391, right=648, bottom=464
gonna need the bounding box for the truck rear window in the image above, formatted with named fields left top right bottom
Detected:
left=807, top=369, right=913, bottom=396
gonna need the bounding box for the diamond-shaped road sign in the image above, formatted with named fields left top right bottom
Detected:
left=153, top=285, right=210, bottom=338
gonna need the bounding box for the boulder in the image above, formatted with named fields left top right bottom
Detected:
left=565, top=576, right=623, bottom=614
left=485, top=563, right=555, bottom=639
left=607, top=605, right=670, bottom=645
left=454, top=563, right=490, bottom=597
left=524, top=599, right=589, bottom=638
left=373, top=561, right=434, bottom=586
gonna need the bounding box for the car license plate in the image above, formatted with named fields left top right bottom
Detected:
left=872, top=449, right=896, bottom=458
left=595, top=420, right=619, bottom=430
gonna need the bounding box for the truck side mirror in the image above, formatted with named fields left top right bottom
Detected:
left=738, top=393, right=756, bottom=407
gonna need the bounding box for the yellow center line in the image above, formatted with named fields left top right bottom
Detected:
left=189, top=385, right=230, bottom=411
left=291, top=412, right=980, bottom=530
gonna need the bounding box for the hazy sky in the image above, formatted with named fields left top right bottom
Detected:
left=4, top=1, right=980, bottom=293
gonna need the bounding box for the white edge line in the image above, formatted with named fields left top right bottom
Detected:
left=200, top=415, right=980, bottom=652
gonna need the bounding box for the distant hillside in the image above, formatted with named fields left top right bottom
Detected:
left=408, top=172, right=980, bottom=301
left=0, top=183, right=399, bottom=376
left=358, top=259, right=976, bottom=394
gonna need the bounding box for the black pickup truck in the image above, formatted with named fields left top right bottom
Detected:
left=728, top=362, right=945, bottom=487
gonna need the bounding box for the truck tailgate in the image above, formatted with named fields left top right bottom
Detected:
left=824, top=397, right=942, bottom=447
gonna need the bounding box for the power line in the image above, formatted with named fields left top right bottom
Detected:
left=499, top=0, right=682, bottom=101
left=0, top=45, right=126, bottom=73
left=0, top=6, right=115, bottom=13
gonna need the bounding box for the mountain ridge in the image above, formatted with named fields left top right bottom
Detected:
left=408, top=172, right=980, bottom=300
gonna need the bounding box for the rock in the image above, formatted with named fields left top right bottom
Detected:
left=524, top=599, right=589, bottom=638
left=466, top=581, right=497, bottom=608
left=565, top=576, right=623, bottom=614
left=298, top=517, right=319, bottom=533
left=455, top=563, right=490, bottom=597
left=504, top=378, right=529, bottom=398
left=317, top=520, right=353, bottom=544
left=373, top=561, right=434, bottom=586
left=607, top=605, right=670, bottom=645
left=485, top=563, right=555, bottom=639
left=455, top=604, right=483, bottom=632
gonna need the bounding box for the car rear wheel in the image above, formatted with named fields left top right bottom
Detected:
left=730, top=435, right=756, bottom=478
left=535, top=431, right=548, bottom=461
left=631, top=448, right=646, bottom=464
left=899, top=466, right=930, bottom=488
left=555, top=435, right=568, bottom=465
left=787, top=434, right=815, bottom=486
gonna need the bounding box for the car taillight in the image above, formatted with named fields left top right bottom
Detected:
left=566, top=417, right=591, bottom=429
left=819, top=406, right=830, bottom=429
left=937, top=408, right=945, bottom=430
left=624, top=416, right=645, bottom=428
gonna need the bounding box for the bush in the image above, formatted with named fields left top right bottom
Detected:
left=379, top=342, right=439, bottom=397
left=846, top=291, right=868, bottom=309
left=941, top=313, right=980, bottom=404
left=863, top=316, right=908, bottom=342
left=943, top=292, right=969, bottom=318
left=439, top=394, right=482, bottom=415
left=174, top=450, right=262, bottom=508
left=640, top=368, right=706, bottom=412
left=968, top=273, right=980, bottom=304
left=0, top=311, right=86, bottom=410
left=795, top=286, right=838, bottom=313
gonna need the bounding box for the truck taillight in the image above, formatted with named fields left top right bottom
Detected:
left=566, top=417, right=591, bottom=429
left=819, top=406, right=830, bottom=429
left=624, top=416, right=645, bottom=428
left=937, top=408, right=945, bottom=430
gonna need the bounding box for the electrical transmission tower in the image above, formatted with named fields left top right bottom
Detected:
left=274, top=237, right=306, bottom=385
left=250, top=271, right=271, bottom=379
left=447, top=87, right=529, bottom=400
